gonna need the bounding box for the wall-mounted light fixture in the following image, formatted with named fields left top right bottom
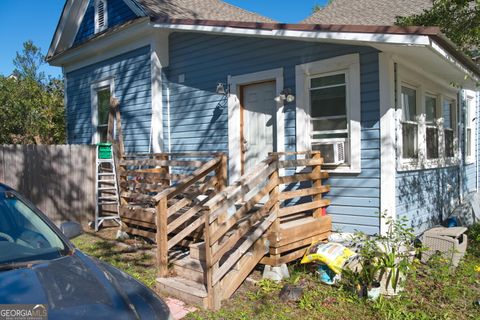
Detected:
left=275, top=89, right=295, bottom=103
left=216, top=83, right=230, bottom=96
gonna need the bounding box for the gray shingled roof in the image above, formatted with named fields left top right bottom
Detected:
left=136, top=0, right=276, bottom=23
left=302, top=0, right=433, bottom=25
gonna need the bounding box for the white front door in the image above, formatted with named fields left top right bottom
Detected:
left=241, top=81, right=276, bottom=173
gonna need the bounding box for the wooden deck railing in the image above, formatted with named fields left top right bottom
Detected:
left=200, top=151, right=330, bottom=308
left=118, top=152, right=227, bottom=276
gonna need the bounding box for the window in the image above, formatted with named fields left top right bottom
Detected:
left=465, top=95, right=475, bottom=163
left=443, top=99, right=455, bottom=158
left=309, top=73, right=349, bottom=162
left=400, top=86, right=418, bottom=159
left=425, top=95, right=439, bottom=159
left=397, top=65, right=460, bottom=170
left=95, top=0, right=108, bottom=33
left=96, top=89, right=110, bottom=142
left=296, top=54, right=361, bottom=173
left=91, top=79, right=114, bottom=144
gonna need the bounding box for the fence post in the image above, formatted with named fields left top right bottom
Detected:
left=156, top=196, right=169, bottom=277
left=312, top=152, right=324, bottom=218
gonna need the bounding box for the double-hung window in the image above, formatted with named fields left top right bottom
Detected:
left=443, top=99, right=455, bottom=158
left=309, top=72, right=349, bottom=163
left=425, top=95, right=439, bottom=159
left=400, top=86, right=418, bottom=159
left=91, top=79, right=114, bottom=144
left=296, top=53, right=361, bottom=173
left=465, top=94, right=475, bottom=163
left=397, top=65, right=460, bottom=170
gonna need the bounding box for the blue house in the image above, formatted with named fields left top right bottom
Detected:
left=48, top=0, right=480, bottom=235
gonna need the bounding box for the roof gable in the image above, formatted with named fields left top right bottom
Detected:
left=48, top=0, right=274, bottom=61
left=48, top=0, right=145, bottom=60
left=74, top=0, right=140, bottom=45
left=302, top=0, right=433, bottom=25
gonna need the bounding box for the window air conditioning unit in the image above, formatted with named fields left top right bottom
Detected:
left=314, top=142, right=345, bottom=165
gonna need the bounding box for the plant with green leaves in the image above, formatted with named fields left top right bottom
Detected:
left=341, top=232, right=381, bottom=298
left=375, top=213, right=418, bottom=294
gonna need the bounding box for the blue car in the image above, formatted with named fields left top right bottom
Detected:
left=0, top=183, right=172, bottom=319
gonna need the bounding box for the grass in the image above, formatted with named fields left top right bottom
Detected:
left=72, top=229, right=158, bottom=288
left=73, top=225, right=480, bottom=319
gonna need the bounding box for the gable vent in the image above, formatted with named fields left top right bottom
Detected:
left=95, top=0, right=108, bottom=33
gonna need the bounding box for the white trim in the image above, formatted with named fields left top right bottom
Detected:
left=295, top=53, right=361, bottom=173
left=48, top=0, right=90, bottom=58
left=122, top=0, right=147, bottom=16
left=91, top=78, right=115, bottom=144
left=49, top=18, right=152, bottom=70
left=166, top=85, right=172, bottom=153
left=149, top=32, right=169, bottom=153
left=379, top=53, right=396, bottom=235
left=429, top=39, right=479, bottom=83
left=228, top=68, right=284, bottom=183
left=465, top=90, right=476, bottom=165
left=153, top=23, right=431, bottom=47
left=94, top=0, right=108, bottom=34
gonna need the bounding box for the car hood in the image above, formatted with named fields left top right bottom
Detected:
left=0, top=251, right=171, bottom=319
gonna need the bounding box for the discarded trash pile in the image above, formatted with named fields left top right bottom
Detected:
left=297, top=214, right=469, bottom=299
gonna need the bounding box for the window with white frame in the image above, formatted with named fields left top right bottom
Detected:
left=465, top=95, right=475, bottom=163
left=91, top=79, right=114, bottom=144
left=425, top=94, right=439, bottom=159
left=94, top=0, right=108, bottom=34
left=397, top=65, right=459, bottom=170
left=400, top=85, right=418, bottom=159
left=443, top=99, right=455, bottom=158
left=295, top=54, right=361, bottom=173
left=309, top=72, right=349, bottom=164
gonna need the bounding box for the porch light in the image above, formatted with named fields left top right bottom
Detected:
left=276, top=89, right=295, bottom=103
left=216, top=83, right=230, bottom=96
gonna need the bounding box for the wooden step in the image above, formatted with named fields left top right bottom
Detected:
left=189, top=242, right=206, bottom=261
left=156, top=277, right=208, bottom=307
left=172, top=256, right=206, bottom=284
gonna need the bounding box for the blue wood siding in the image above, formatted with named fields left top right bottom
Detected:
left=74, top=0, right=138, bottom=45
left=66, top=46, right=151, bottom=153
left=165, top=32, right=381, bottom=234
left=396, top=167, right=459, bottom=233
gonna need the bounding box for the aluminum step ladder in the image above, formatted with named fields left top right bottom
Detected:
left=94, top=143, right=121, bottom=231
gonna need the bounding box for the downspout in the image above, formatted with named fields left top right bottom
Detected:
left=458, top=91, right=464, bottom=203
left=477, top=91, right=479, bottom=192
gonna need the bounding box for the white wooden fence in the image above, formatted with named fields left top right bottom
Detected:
left=0, top=144, right=96, bottom=224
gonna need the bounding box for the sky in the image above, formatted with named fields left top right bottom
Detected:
left=0, top=0, right=327, bottom=78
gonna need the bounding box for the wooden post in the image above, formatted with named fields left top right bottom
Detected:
left=268, top=153, right=280, bottom=266
left=156, top=197, right=169, bottom=277
left=216, top=153, right=228, bottom=224
left=115, top=103, right=125, bottom=157
left=156, top=154, right=170, bottom=187
left=312, top=152, right=323, bottom=218
left=204, top=208, right=221, bottom=309
left=215, top=153, right=228, bottom=192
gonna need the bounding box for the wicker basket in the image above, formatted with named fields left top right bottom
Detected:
left=421, top=227, right=468, bottom=267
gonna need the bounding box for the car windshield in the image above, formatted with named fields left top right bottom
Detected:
left=0, top=191, right=68, bottom=266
